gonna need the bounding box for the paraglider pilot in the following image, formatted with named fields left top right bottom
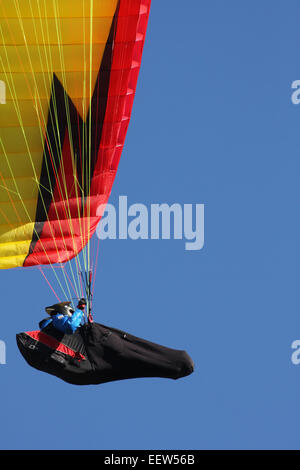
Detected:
left=39, top=298, right=87, bottom=334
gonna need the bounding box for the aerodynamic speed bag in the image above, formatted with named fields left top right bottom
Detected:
left=16, top=322, right=194, bottom=385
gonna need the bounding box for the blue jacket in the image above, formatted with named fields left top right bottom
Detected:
left=40, top=308, right=84, bottom=334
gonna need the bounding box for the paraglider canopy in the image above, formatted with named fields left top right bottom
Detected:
left=0, top=0, right=151, bottom=300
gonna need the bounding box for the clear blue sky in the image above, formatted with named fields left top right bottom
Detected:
left=1, top=0, right=300, bottom=450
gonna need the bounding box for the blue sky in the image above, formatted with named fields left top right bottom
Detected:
left=1, top=0, right=300, bottom=450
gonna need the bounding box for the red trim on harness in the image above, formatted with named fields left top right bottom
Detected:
left=25, top=331, right=85, bottom=361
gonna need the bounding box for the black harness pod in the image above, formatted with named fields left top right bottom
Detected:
left=16, top=322, right=194, bottom=385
